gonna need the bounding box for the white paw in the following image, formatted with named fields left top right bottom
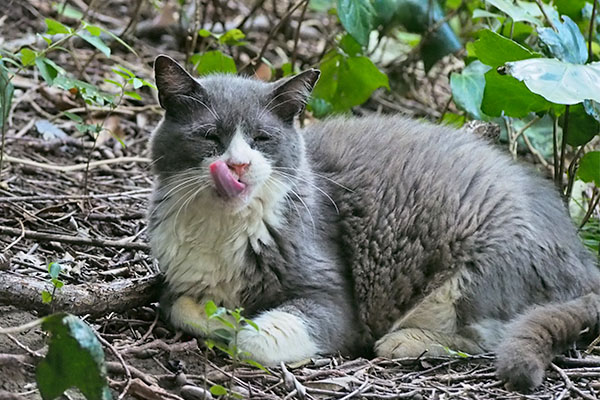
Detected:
left=237, top=310, right=320, bottom=366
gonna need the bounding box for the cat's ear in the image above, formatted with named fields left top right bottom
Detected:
left=154, top=55, right=205, bottom=110
left=269, top=69, right=320, bottom=123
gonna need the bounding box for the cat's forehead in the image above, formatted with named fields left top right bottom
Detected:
left=198, top=75, right=271, bottom=114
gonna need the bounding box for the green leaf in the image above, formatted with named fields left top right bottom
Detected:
left=35, top=57, right=60, bottom=84
left=213, top=315, right=235, bottom=330
left=204, top=300, right=218, bottom=317
left=561, top=104, right=600, bottom=146
left=441, top=112, right=466, bottom=127
left=77, top=31, right=111, bottom=57
left=505, top=59, right=600, bottom=105
left=244, top=319, right=259, bottom=332
left=45, top=18, right=71, bottom=35
left=537, top=15, right=587, bottom=64
left=473, top=29, right=538, bottom=68
left=101, top=29, right=138, bottom=56
left=210, top=384, right=228, bottom=396
left=85, top=25, right=102, bottom=36
left=577, top=151, right=600, bottom=186
left=124, top=91, right=141, bottom=100
left=337, top=0, right=375, bottom=46
left=339, top=34, right=362, bottom=56
left=483, top=0, right=542, bottom=26
left=584, top=100, right=600, bottom=123
left=19, top=48, right=36, bottom=66
left=199, top=29, right=212, bottom=37
left=130, top=78, right=143, bottom=89
left=481, top=69, right=551, bottom=118
left=36, top=313, right=112, bottom=400
left=450, top=60, right=491, bottom=120
left=190, top=51, right=237, bottom=75
left=63, top=111, right=83, bottom=122
left=104, top=78, right=123, bottom=88
left=52, top=2, right=84, bottom=19
left=48, top=261, right=61, bottom=279
left=311, top=51, right=389, bottom=115
left=218, top=29, right=246, bottom=45
left=0, top=61, right=14, bottom=131
left=51, top=278, right=64, bottom=289
left=556, top=0, right=586, bottom=20
left=243, top=359, right=269, bottom=373
left=41, top=290, right=53, bottom=304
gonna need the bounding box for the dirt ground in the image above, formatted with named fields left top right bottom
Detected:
left=1, top=0, right=600, bottom=399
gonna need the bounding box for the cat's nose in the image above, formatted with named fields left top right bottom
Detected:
left=227, top=162, right=250, bottom=177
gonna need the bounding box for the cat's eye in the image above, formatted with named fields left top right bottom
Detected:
left=253, top=134, right=270, bottom=142
left=204, top=133, right=220, bottom=143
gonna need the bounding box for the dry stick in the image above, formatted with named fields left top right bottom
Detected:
left=236, top=0, right=268, bottom=30
left=589, top=0, right=598, bottom=63
left=0, top=188, right=151, bottom=203
left=239, top=0, right=309, bottom=74
left=566, top=145, right=586, bottom=201
left=579, top=189, right=600, bottom=230
left=290, top=0, right=310, bottom=70
left=558, top=105, right=571, bottom=192
left=0, top=226, right=149, bottom=251
left=522, top=131, right=549, bottom=168
left=553, top=114, right=560, bottom=184
left=534, top=0, right=558, bottom=31
left=96, top=333, right=132, bottom=400
left=551, top=363, right=597, bottom=400
left=3, top=154, right=151, bottom=172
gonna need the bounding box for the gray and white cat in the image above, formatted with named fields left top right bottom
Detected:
left=148, top=55, right=600, bottom=392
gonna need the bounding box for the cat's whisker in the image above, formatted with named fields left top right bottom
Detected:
left=274, top=170, right=340, bottom=214
left=269, top=174, right=316, bottom=233
left=174, top=94, right=220, bottom=120
left=273, top=166, right=354, bottom=193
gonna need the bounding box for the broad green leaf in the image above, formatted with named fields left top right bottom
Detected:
left=472, top=9, right=503, bottom=19
left=36, top=313, right=112, bottom=400
left=537, top=16, right=587, bottom=64
left=339, top=34, right=362, bottom=56
left=41, top=290, right=53, bottom=304
left=19, top=48, right=36, bottom=66
left=191, top=51, right=237, bottom=75
left=210, top=385, right=228, bottom=396
left=48, top=261, right=61, bottom=279
left=481, top=69, right=551, bottom=117
left=483, top=0, right=542, bottom=25
left=556, top=0, right=586, bottom=20
left=473, top=30, right=538, bottom=68
left=205, top=300, right=217, bottom=317
left=440, top=112, right=466, bottom=127
left=77, top=31, right=111, bottom=57
left=311, top=51, right=388, bottom=114
left=577, top=151, right=600, bottom=186
left=337, top=0, right=375, bottom=46
left=505, top=59, right=600, bottom=105
left=281, top=62, right=294, bottom=77
left=63, top=111, right=83, bottom=122
left=450, top=60, right=491, bottom=120
left=45, top=18, right=71, bottom=35
left=131, top=78, right=143, bottom=89
left=310, top=0, right=335, bottom=12
left=199, top=29, right=212, bottom=37
left=244, top=319, right=259, bottom=332
left=51, top=278, right=64, bottom=289
left=561, top=104, right=600, bottom=146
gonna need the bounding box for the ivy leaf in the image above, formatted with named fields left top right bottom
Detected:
left=45, top=18, right=71, bottom=35
left=505, top=59, right=600, bottom=105
left=577, top=151, right=600, bottom=187
left=77, top=31, right=111, bottom=57
left=210, top=385, right=228, bottom=396
left=190, top=51, right=237, bottom=75
left=36, top=313, right=112, bottom=400
left=481, top=69, right=551, bottom=118
left=450, top=60, right=491, bottom=120
left=537, top=15, right=587, bottom=64
left=561, top=104, right=600, bottom=146
left=337, top=0, right=375, bottom=46
left=473, top=29, right=539, bottom=68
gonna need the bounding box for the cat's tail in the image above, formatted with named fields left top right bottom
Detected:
left=495, top=293, right=600, bottom=392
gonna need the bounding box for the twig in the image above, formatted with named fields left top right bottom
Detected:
left=0, top=226, right=149, bottom=250
left=3, top=218, right=25, bottom=253
left=522, top=131, right=549, bottom=168
left=239, top=0, right=309, bottom=73
left=236, top=0, right=268, bottom=30
left=551, top=363, right=597, bottom=400
left=534, top=0, right=557, bottom=31
left=290, top=0, right=310, bottom=70
left=558, top=105, right=570, bottom=191
left=0, top=188, right=151, bottom=203
left=0, top=317, right=44, bottom=334
left=3, top=154, right=151, bottom=172
left=96, top=333, right=132, bottom=400
left=589, top=0, right=598, bottom=63
left=566, top=145, right=586, bottom=201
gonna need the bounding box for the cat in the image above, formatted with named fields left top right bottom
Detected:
left=147, top=55, right=600, bottom=393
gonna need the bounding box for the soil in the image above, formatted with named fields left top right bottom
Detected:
left=1, top=0, right=599, bottom=399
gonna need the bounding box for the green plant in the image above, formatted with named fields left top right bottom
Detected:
left=41, top=262, right=64, bottom=305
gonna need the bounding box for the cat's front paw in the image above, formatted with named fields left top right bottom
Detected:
left=237, top=310, right=320, bottom=366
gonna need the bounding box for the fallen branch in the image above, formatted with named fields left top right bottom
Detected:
left=0, top=272, right=162, bottom=317
left=0, top=226, right=150, bottom=251
left=4, top=154, right=151, bottom=172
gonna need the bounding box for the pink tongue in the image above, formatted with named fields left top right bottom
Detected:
left=210, top=160, right=246, bottom=198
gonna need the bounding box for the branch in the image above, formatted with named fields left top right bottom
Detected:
left=0, top=272, right=162, bottom=317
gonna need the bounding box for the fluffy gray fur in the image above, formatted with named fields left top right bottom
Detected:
left=148, top=55, right=600, bottom=393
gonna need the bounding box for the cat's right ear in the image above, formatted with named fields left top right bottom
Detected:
left=154, top=55, right=204, bottom=110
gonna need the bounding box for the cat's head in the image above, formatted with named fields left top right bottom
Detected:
left=150, top=55, right=319, bottom=211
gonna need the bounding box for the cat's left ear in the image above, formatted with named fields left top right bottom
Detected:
left=269, top=69, right=320, bottom=123
left=154, top=55, right=205, bottom=110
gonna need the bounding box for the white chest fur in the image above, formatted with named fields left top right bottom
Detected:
left=150, top=185, right=286, bottom=308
